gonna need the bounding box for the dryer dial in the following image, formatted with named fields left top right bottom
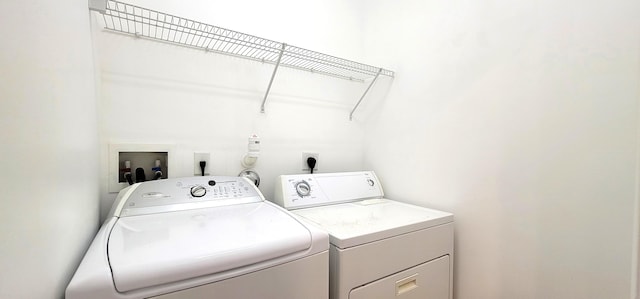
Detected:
left=295, top=181, right=311, bottom=197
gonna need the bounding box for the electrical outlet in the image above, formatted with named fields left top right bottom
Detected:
left=194, top=152, right=211, bottom=176
left=302, top=152, right=319, bottom=172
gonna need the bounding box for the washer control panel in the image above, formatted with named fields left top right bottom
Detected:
left=273, top=171, right=384, bottom=210
left=116, top=176, right=263, bottom=217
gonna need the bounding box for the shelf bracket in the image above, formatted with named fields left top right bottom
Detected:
left=261, top=43, right=286, bottom=113
left=349, top=68, right=382, bottom=121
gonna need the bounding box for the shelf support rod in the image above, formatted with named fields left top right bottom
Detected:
left=350, top=68, right=382, bottom=121
left=261, top=43, right=286, bottom=113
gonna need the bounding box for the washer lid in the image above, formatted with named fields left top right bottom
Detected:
left=108, top=202, right=312, bottom=292
left=293, top=199, right=453, bottom=249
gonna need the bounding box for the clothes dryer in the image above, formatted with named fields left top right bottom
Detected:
left=274, top=171, right=453, bottom=299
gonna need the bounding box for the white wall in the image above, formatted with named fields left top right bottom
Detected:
left=362, top=0, right=640, bottom=298
left=13, top=1, right=633, bottom=298
left=0, top=1, right=100, bottom=299
left=94, top=0, right=373, bottom=218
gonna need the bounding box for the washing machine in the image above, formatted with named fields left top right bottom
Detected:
left=66, top=176, right=329, bottom=299
left=274, top=171, right=454, bottom=299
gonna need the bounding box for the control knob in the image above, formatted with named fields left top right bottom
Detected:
left=295, top=180, right=311, bottom=197
left=190, top=185, right=207, bottom=197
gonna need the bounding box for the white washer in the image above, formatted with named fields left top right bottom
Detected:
left=274, top=171, right=454, bottom=299
left=66, top=176, right=329, bottom=299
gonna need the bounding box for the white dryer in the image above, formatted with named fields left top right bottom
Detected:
left=66, top=176, right=328, bottom=299
left=274, top=171, right=454, bottom=299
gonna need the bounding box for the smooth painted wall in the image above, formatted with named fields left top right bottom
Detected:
left=3, top=1, right=635, bottom=298
left=0, top=1, right=100, bottom=299
left=93, top=0, right=374, bottom=219
left=362, top=1, right=640, bottom=298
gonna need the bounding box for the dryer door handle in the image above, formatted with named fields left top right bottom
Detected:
left=395, top=273, right=419, bottom=296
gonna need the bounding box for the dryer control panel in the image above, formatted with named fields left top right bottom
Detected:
left=112, top=176, right=264, bottom=217
left=273, top=171, right=384, bottom=210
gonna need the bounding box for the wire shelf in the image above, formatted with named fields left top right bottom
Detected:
left=93, top=0, right=394, bottom=82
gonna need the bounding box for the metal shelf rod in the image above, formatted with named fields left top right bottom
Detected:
left=350, top=68, right=382, bottom=121
left=261, top=43, right=286, bottom=113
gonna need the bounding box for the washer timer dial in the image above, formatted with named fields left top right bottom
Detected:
left=294, top=181, right=311, bottom=197
left=190, top=185, right=207, bottom=197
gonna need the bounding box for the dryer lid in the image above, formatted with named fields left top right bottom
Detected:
left=108, top=202, right=312, bottom=292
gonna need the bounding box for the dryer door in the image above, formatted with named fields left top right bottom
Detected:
left=349, top=255, right=450, bottom=299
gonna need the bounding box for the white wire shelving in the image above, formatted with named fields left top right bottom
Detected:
left=89, top=0, right=394, bottom=119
